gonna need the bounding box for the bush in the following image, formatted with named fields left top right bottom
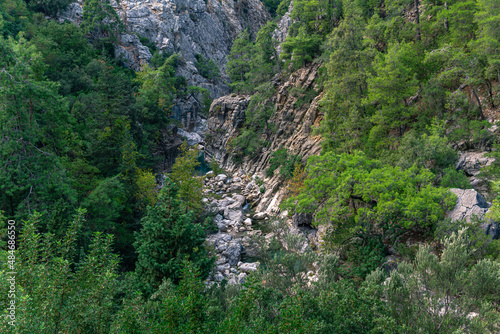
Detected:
left=266, top=147, right=302, bottom=180
left=283, top=151, right=457, bottom=245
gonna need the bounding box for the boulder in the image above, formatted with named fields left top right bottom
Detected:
left=222, top=241, right=242, bottom=266
left=456, top=152, right=494, bottom=177
left=480, top=221, right=500, bottom=239
left=448, top=188, right=500, bottom=239
left=224, top=208, right=244, bottom=224
left=237, top=272, right=247, bottom=284
left=448, top=188, right=490, bottom=222
left=214, top=272, right=224, bottom=282
left=253, top=212, right=268, bottom=220
left=215, top=174, right=228, bottom=182
left=232, top=194, right=246, bottom=207
left=238, top=262, right=260, bottom=273
left=177, top=128, right=203, bottom=146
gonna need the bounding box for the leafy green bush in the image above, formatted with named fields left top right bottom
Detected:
left=343, top=237, right=386, bottom=279
left=134, top=178, right=214, bottom=295
left=384, top=229, right=500, bottom=333
left=283, top=151, right=457, bottom=245
left=266, top=147, right=302, bottom=180
left=228, top=129, right=266, bottom=163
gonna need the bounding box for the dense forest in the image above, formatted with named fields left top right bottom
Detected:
left=1, top=0, right=500, bottom=332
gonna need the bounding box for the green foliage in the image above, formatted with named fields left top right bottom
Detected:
left=194, top=53, right=220, bottom=81
left=0, top=210, right=120, bottom=333
left=229, top=128, right=266, bottom=162
left=25, top=0, right=73, bottom=17
left=226, top=29, right=253, bottom=93
left=320, top=1, right=373, bottom=153
left=0, top=36, right=77, bottom=227
left=266, top=147, right=302, bottom=179
left=226, top=23, right=279, bottom=93
left=0, top=0, right=30, bottom=38
left=81, top=0, right=123, bottom=49
left=170, top=142, right=204, bottom=213
left=366, top=42, right=420, bottom=150
left=343, top=237, right=386, bottom=279
left=283, top=151, right=456, bottom=245
left=439, top=167, right=472, bottom=188
left=228, top=83, right=276, bottom=164
left=134, top=179, right=214, bottom=295
left=135, top=54, right=179, bottom=118
left=386, top=228, right=500, bottom=333
left=392, top=120, right=471, bottom=188
left=280, top=26, right=322, bottom=69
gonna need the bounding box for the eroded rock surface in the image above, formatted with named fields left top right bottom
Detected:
left=448, top=188, right=490, bottom=221
left=456, top=151, right=495, bottom=196
left=204, top=64, right=323, bottom=214
left=59, top=0, right=269, bottom=129
left=448, top=188, right=499, bottom=239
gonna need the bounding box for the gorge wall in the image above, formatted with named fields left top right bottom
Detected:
left=204, top=64, right=323, bottom=213
left=59, top=0, right=269, bottom=129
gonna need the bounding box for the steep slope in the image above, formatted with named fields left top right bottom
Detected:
left=205, top=64, right=323, bottom=213
left=59, top=0, right=269, bottom=129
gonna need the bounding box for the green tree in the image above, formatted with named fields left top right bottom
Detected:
left=383, top=228, right=500, bottom=333
left=470, top=0, right=500, bottom=107
left=81, top=0, right=122, bottom=49
left=135, top=54, right=178, bottom=119
left=226, top=29, right=254, bottom=93
left=280, top=26, right=323, bottom=70
left=366, top=42, right=420, bottom=151
left=0, top=36, right=77, bottom=228
left=246, top=21, right=279, bottom=88
left=0, top=210, right=120, bottom=333
left=134, top=178, right=213, bottom=294
left=320, top=1, right=374, bottom=153
left=283, top=152, right=456, bottom=245
left=0, top=0, right=30, bottom=38
left=170, top=142, right=203, bottom=213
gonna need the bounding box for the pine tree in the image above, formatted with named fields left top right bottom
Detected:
left=134, top=178, right=213, bottom=295
left=226, top=29, right=254, bottom=93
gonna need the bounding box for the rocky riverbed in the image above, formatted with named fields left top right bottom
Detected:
left=201, top=169, right=318, bottom=285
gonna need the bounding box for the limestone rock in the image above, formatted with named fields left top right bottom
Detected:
left=215, top=174, right=228, bottom=182
left=253, top=212, right=267, bottom=220
left=448, top=188, right=490, bottom=222
left=204, top=64, right=323, bottom=213
left=177, top=128, right=203, bottom=146
left=456, top=151, right=495, bottom=195
left=59, top=0, right=269, bottom=130
left=456, top=151, right=494, bottom=177
left=238, top=262, right=260, bottom=273
left=222, top=241, right=242, bottom=266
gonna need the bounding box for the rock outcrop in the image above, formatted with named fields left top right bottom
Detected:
left=272, top=2, right=293, bottom=56
left=448, top=188, right=490, bottom=221
left=204, top=64, right=323, bottom=213
left=448, top=188, right=499, bottom=239
left=456, top=151, right=495, bottom=196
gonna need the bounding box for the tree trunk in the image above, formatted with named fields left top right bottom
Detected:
left=415, top=0, right=421, bottom=41
left=470, top=85, right=485, bottom=120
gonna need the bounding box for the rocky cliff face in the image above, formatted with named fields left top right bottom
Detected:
left=59, top=0, right=269, bottom=129
left=204, top=64, right=323, bottom=213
